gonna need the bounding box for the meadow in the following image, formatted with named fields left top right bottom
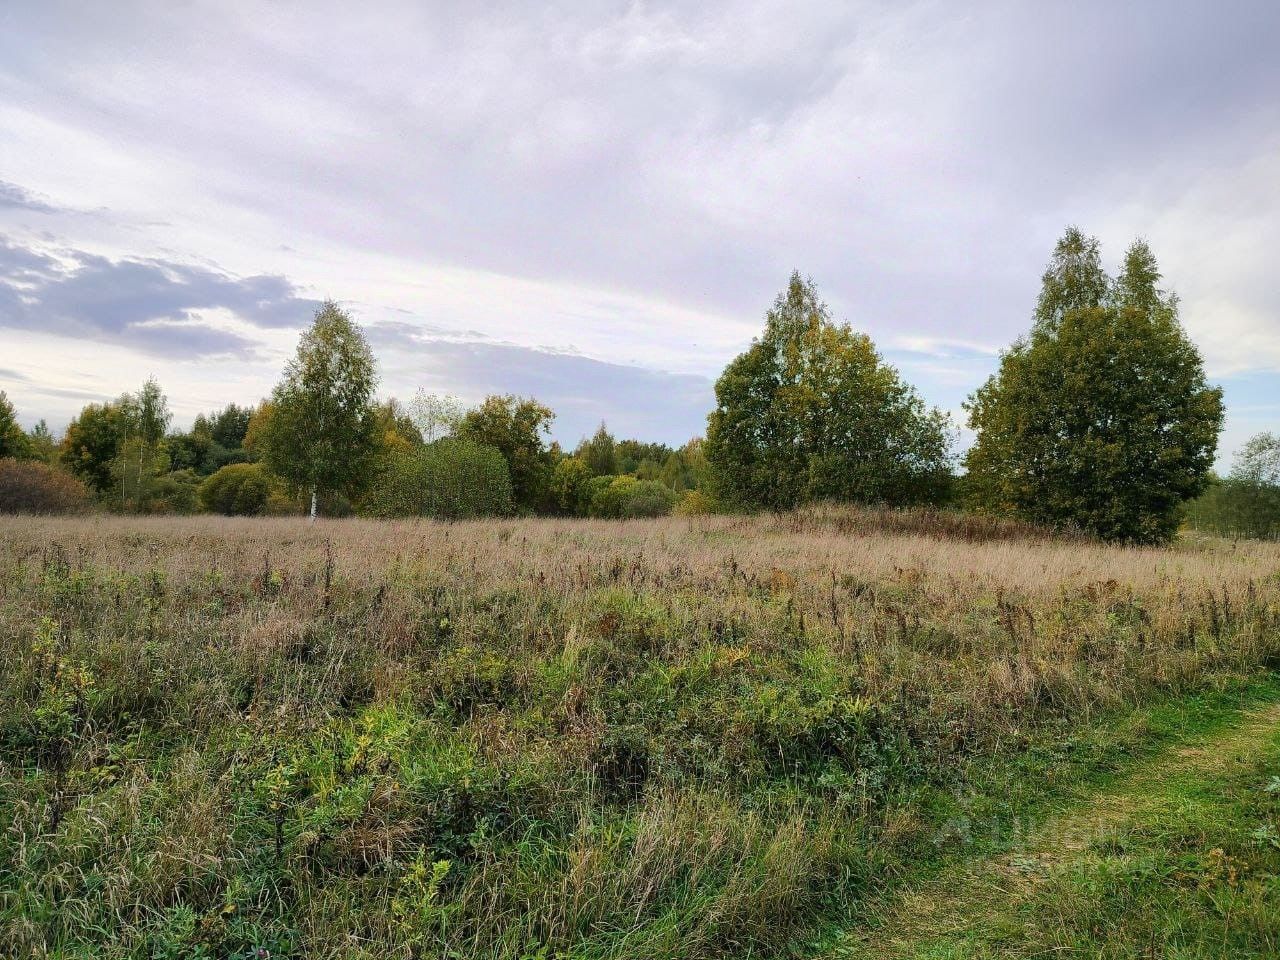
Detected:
left=3, top=507, right=1280, bottom=958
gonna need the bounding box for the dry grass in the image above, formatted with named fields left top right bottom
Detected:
left=10, top=502, right=1274, bottom=589
left=2, top=505, right=1279, bottom=958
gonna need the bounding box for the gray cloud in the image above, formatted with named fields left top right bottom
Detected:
left=24, top=383, right=115, bottom=403
left=369, top=322, right=713, bottom=444
left=0, top=1, right=1277, bottom=446
left=7, top=0, right=1268, bottom=333
left=0, top=236, right=59, bottom=276
left=0, top=236, right=321, bottom=358
left=0, top=180, right=59, bottom=214
left=4, top=3, right=1274, bottom=361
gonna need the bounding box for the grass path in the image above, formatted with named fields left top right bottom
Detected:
left=820, top=699, right=1280, bottom=959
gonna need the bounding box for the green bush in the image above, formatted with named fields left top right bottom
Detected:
left=548, top=455, right=593, bottom=515
left=147, top=469, right=202, bottom=514
left=362, top=438, right=513, bottom=519
left=0, top=458, right=90, bottom=514
left=199, top=463, right=275, bottom=516
left=587, top=475, right=678, bottom=519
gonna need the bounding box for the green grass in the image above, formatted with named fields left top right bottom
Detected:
left=999, top=740, right=1280, bottom=958
left=921, top=675, right=1280, bottom=861
left=3, top=512, right=1280, bottom=958
left=797, top=677, right=1280, bottom=957
left=843, top=711, right=1280, bottom=959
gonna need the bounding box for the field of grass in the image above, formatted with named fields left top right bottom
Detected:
left=3, top=506, right=1280, bottom=958
left=823, top=689, right=1280, bottom=958
left=966, top=710, right=1280, bottom=958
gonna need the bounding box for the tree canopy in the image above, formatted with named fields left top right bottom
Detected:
left=410, top=391, right=465, bottom=444
left=60, top=402, right=127, bottom=494
left=1185, top=432, right=1280, bottom=540
left=113, top=378, right=173, bottom=511
left=578, top=422, right=619, bottom=476
left=5, top=239, right=1253, bottom=536
left=965, top=231, right=1223, bottom=543
left=257, top=302, right=380, bottom=517
left=705, top=272, right=953, bottom=510
left=1231, top=432, right=1280, bottom=487
left=362, top=438, right=513, bottom=520
left=0, top=391, right=31, bottom=461
left=456, top=395, right=555, bottom=512
left=168, top=407, right=252, bottom=477
left=1032, top=226, right=1111, bottom=331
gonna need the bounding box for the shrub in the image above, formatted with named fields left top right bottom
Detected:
left=0, top=458, right=91, bottom=514
left=674, top=489, right=718, bottom=516
left=548, top=455, right=593, bottom=515
left=199, top=463, right=275, bottom=516
left=587, top=475, right=678, bottom=519
left=362, top=438, right=513, bottom=519
left=147, top=469, right=202, bottom=514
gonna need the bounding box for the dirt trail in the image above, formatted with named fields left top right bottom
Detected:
left=822, top=701, right=1280, bottom=959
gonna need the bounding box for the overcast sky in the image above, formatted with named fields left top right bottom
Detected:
left=2, top=1, right=1278, bottom=458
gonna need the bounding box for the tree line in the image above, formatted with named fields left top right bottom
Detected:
left=0, top=302, right=707, bottom=522
left=1, top=226, right=1275, bottom=543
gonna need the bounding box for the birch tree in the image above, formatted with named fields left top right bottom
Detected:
left=260, top=302, right=379, bottom=519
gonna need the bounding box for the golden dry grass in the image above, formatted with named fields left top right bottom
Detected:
left=9, top=507, right=1277, bottom=595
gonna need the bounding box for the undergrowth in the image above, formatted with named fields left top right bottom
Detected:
left=1, top=509, right=1279, bottom=958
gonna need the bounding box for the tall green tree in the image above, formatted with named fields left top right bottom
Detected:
left=111, top=437, right=171, bottom=512
left=965, top=230, right=1223, bottom=543
left=114, top=378, right=172, bottom=511
left=1032, top=226, right=1110, bottom=332
left=0, top=391, right=31, bottom=460
left=456, top=395, right=554, bottom=512
left=209, top=403, right=253, bottom=450
left=61, top=402, right=127, bottom=494
left=119, top=378, right=171, bottom=448
left=258, top=302, right=380, bottom=519
left=25, top=420, right=57, bottom=464
left=705, top=273, right=953, bottom=510
left=578, top=422, right=619, bottom=476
